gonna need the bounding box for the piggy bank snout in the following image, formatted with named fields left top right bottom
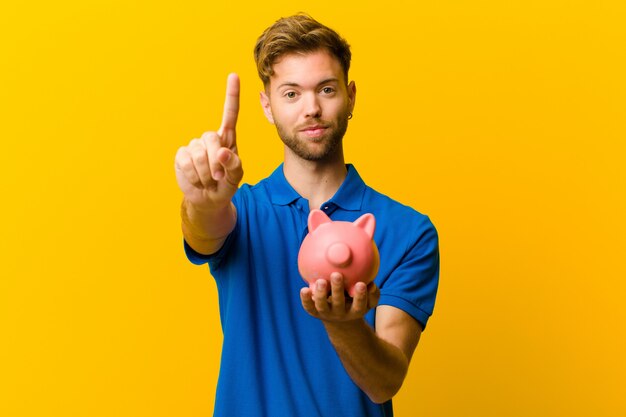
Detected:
left=325, top=242, right=352, bottom=267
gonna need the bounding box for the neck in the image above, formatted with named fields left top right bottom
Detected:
left=283, top=148, right=347, bottom=211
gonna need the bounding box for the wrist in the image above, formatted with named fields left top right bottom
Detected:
left=181, top=199, right=236, bottom=247
left=183, top=197, right=230, bottom=216
left=322, top=317, right=371, bottom=336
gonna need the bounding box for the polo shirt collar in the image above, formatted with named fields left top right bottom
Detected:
left=267, top=163, right=366, bottom=211
left=329, top=164, right=365, bottom=211
left=267, top=164, right=300, bottom=206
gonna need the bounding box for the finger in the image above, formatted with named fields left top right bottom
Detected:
left=313, top=279, right=330, bottom=313
left=216, top=148, right=244, bottom=188
left=300, top=288, right=319, bottom=317
left=350, top=282, right=368, bottom=317
left=175, top=146, right=202, bottom=186
left=367, top=282, right=381, bottom=309
left=218, top=73, right=240, bottom=138
left=330, top=273, right=346, bottom=312
left=187, top=139, right=214, bottom=187
left=202, top=131, right=225, bottom=181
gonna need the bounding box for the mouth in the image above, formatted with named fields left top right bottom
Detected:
left=299, top=124, right=329, bottom=138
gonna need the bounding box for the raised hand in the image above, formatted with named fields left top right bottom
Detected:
left=175, top=73, right=243, bottom=211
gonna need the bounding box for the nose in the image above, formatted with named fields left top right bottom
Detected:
left=303, top=92, right=321, bottom=118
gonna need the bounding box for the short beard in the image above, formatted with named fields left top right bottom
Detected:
left=275, top=111, right=350, bottom=162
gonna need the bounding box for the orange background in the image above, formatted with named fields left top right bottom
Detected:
left=1, top=1, right=625, bottom=416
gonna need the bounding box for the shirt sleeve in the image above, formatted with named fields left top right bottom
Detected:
left=183, top=239, right=212, bottom=265
left=378, top=215, right=440, bottom=330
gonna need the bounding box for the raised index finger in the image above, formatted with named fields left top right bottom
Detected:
left=219, top=73, right=240, bottom=135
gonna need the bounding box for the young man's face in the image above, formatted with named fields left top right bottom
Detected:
left=260, top=50, right=356, bottom=162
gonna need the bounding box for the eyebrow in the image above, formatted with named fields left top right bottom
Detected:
left=276, top=78, right=340, bottom=90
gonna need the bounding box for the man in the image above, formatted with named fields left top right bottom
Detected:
left=175, top=14, right=439, bottom=417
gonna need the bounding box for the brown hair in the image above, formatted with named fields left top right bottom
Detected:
left=253, top=14, right=352, bottom=87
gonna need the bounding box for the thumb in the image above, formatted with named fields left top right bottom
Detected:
left=216, top=148, right=243, bottom=187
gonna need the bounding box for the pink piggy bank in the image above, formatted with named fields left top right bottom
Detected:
left=298, top=209, right=380, bottom=297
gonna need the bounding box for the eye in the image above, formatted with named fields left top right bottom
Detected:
left=321, top=87, right=335, bottom=94
left=285, top=91, right=297, bottom=99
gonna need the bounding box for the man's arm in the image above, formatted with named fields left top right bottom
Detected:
left=175, top=74, right=243, bottom=254
left=300, top=275, right=422, bottom=404
left=323, top=305, right=421, bottom=404
left=180, top=199, right=237, bottom=255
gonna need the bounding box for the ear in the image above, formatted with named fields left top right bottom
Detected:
left=260, top=91, right=275, bottom=124
left=353, top=213, right=375, bottom=239
left=308, top=209, right=331, bottom=232
left=347, top=81, right=356, bottom=114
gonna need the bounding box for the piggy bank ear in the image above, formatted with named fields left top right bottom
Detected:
left=308, top=209, right=332, bottom=232
left=353, top=213, right=376, bottom=239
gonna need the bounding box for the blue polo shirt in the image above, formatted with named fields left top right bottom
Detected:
left=185, top=164, right=439, bottom=417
